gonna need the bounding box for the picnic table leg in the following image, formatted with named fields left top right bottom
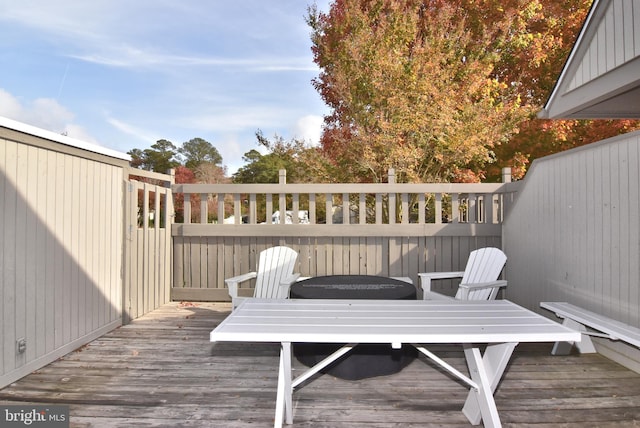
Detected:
left=462, top=342, right=517, bottom=427
left=274, top=342, right=294, bottom=427
left=551, top=318, right=596, bottom=355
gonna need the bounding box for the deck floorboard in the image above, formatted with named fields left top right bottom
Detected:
left=2, top=302, right=640, bottom=427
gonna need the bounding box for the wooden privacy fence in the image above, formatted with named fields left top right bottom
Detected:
left=0, top=119, right=174, bottom=388
left=123, top=171, right=174, bottom=323
left=171, top=170, right=519, bottom=301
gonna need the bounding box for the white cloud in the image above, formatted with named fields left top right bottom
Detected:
left=72, top=48, right=317, bottom=72
left=106, top=117, right=159, bottom=144
left=180, top=107, right=290, bottom=133
left=216, top=134, right=267, bottom=175
left=0, top=89, right=23, bottom=117
left=0, top=88, right=99, bottom=144
left=0, top=1, right=330, bottom=173
left=292, top=115, right=324, bottom=146
left=61, top=123, right=101, bottom=145
left=30, top=98, right=74, bottom=130
left=0, top=1, right=319, bottom=73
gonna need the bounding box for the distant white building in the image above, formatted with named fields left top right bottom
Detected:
left=272, top=210, right=309, bottom=224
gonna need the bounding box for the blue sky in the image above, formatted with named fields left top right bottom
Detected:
left=0, top=1, right=331, bottom=173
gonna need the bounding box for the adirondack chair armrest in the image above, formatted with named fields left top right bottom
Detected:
left=458, top=280, right=508, bottom=291
left=281, top=273, right=301, bottom=285
left=458, top=280, right=507, bottom=300
left=279, top=273, right=302, bottom=295
left=225, top=272, right=258, bottom=298
left=422, top=290, right=456, bottom=301
left=418, top=271, right=465, bottom=293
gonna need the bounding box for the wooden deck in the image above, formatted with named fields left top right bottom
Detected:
left=2, top=302, right=640, bottom=427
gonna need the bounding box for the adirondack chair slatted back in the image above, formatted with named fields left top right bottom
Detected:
left=455, top=247, right=507, bottom=300
left=254, top=246, right=299, bottom=299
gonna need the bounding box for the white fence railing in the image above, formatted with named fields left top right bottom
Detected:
left=170, top=169, right=519, bottom=301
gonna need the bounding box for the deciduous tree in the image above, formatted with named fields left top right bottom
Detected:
left=483, top=0, right=640, bottom=180
left=308, top=0, right=529, bottom=183
left=308, top=0, right=640, bottom=183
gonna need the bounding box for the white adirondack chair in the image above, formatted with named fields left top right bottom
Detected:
left=418, top=247, right=507, bottom=301
left=225, top=246, right=301, bottom=310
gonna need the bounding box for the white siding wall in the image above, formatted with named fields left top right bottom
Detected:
left=504, top=130, right=640, bottom=370
left=570, top=0, right=640, bottom=90
left=1, top=138, right=124, bottom=387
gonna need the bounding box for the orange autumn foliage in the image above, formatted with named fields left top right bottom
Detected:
left=308, top=0, right=640, bottom=183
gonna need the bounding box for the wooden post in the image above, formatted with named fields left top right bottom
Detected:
left=278, top=169, right=287, bottom=224
left=388, top=169, right=396, bottom=224
left=497, top=167, right=513, bottom=223
left=501, top=167, right=512, bottom=183
left=388, top=169, right=396, bottom=184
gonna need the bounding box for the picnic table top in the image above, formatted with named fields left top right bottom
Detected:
left=210, top=298, right=581, bottom=345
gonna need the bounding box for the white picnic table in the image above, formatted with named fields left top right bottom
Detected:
left=210, top=298, right=580, bottom=428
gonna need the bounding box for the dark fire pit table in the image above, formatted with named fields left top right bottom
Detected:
left=289, top=275, right=417, bottom=380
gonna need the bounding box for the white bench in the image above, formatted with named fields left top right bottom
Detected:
left=541, top=302, right=640, bottom=355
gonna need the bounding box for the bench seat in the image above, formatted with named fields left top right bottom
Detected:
left=541, top=302, right=640, bottom=355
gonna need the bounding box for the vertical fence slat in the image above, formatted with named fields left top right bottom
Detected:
left=279, top=192, right=286, bottom=223
left=468, top=194, right=476, bottom=223
left=200, top=193, right=207, bottom=224
left=451, top=194, right=459, bottom=223
left=309, top=193, right=316, bottom=224
left=342, top=193, right=349, bottom=224
left=375, top=194, right=383, bottom=225
left=389, top=192, right=396, bottom=224
left=293, top=193, right=300, bottom=224
left=234, top=194, right=241, bottom=224
left=266, top=194, right=273, bottom=224
left=401, top=193, right=409, bottom=224
left=184, top=194, right=191, bottom=224
left=249, top=193, right=257, bottom=224
left=217, top=193, right=224, bottom=224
